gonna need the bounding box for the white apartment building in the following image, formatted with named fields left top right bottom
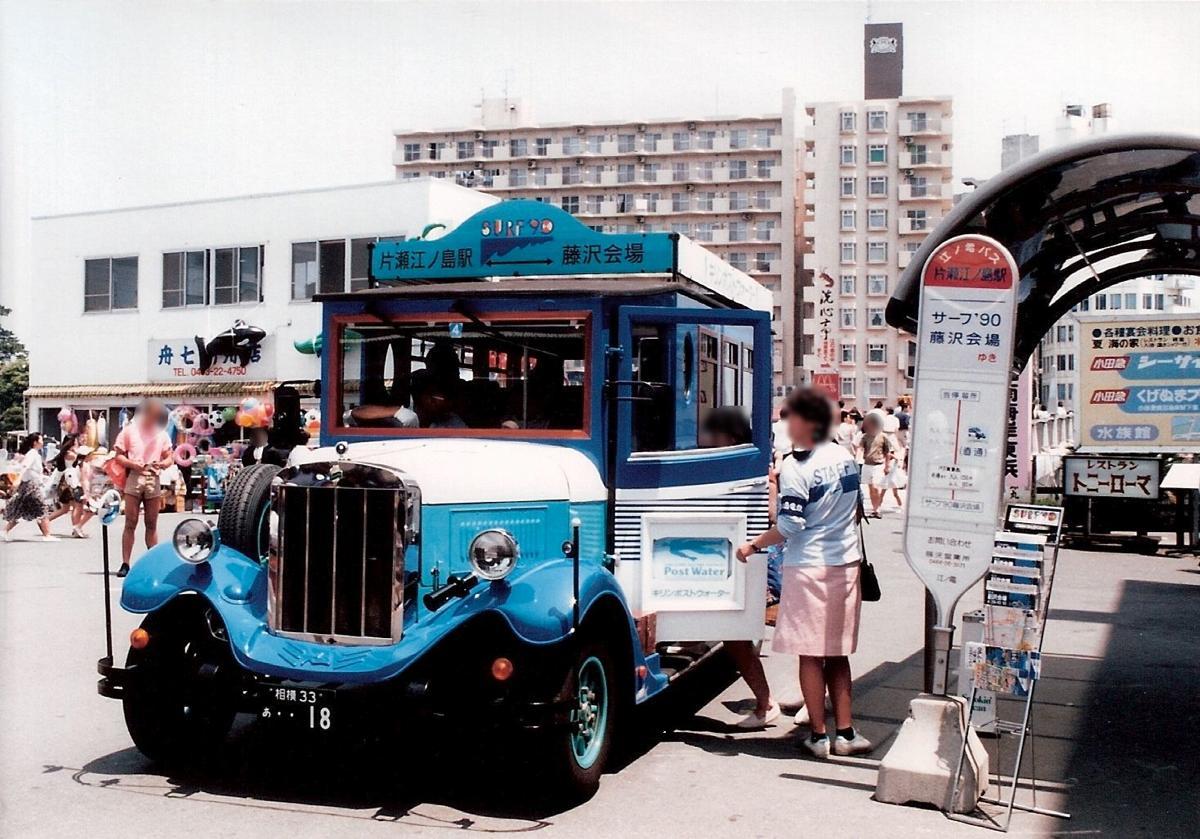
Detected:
left=392, top=94, right=802, bottom=390
left=801, top=96, right=955, bottom=405
left=1038, top=274, right=1199, bottom=422
left=24, top=179, right=496, bottom=440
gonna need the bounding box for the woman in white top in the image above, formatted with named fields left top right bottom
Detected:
left=3, top=432, right=56, bottom=541
left=736, top=388, right=872, bottom=759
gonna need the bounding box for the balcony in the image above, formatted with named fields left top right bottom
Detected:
left=898, top=250, right=915, bottom=269
left=899, top=215, right=941, bottom=235
left=899, top=150, right=952, bottom=169
left=898, top=117, right=950, bottom=136
left=898, top=183, right=944, bottom=201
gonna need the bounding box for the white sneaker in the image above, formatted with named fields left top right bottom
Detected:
left=1, top=531, right=10, bottom=542
left=832, top=731, right=874, bottom=756
left=42, top=535, right=59, bottom=542
left=793, top=698, right=833, bottom=726
left=800, top=735, right=830, bottom=758
left=735, top=702, right=780, bottom=730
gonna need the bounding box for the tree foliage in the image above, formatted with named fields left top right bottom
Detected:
left=0, top=306, right=28, bottom=434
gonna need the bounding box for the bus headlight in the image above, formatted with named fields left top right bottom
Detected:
left=468, top=529, right=519, bottom=581
left=173, top=518, right=219, bottom=565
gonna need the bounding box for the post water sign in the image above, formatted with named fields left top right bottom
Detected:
left=904, top=235, right=1020, bottom=625
left=371, top=200, right=675, bottom=281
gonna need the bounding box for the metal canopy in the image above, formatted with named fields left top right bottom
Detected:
left=887, top=134, right=1200, bottom=365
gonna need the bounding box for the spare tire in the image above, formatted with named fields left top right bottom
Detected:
left=217, top=463, right=280, bottom=561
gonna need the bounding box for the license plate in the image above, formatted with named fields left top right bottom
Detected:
left=258, top=686, right=335, bottom=731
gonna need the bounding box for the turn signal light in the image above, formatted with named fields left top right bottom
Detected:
left=129, top=628, right=150, bottom=650
left=491, top=657, right=514, bottom=681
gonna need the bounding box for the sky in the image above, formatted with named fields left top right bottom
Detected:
left=2, top=0, right=1199, bottom=335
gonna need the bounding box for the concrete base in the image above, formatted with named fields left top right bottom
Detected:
left=874, top=693, right=989, bottom=814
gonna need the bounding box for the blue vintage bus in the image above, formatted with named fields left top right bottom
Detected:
left=98, top=201, right=774, bottom=797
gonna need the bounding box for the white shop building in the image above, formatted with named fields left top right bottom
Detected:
left=25, top=179, right=496, bottom=443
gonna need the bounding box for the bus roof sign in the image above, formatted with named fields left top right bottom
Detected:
left=370, top=200, right=772, bottom=311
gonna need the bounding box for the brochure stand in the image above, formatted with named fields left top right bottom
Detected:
left=948, top=504, right=1071, bottom=832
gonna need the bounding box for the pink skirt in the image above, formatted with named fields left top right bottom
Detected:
left=771, top=563, right=862, bottom=657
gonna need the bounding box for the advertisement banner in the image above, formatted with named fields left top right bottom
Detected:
left=1078, top=315, right=1200, bottom=452
left=904, top=235, right=1020, bottom=625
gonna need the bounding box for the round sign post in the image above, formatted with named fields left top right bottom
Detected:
left=903, top=234, right=1020, bottom=694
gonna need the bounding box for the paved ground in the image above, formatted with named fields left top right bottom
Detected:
left=1, top=502, right=1197, bottom=838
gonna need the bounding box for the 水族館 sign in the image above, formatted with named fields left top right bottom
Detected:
left=904, top=235, right=1020, bottom=625
left=1079, top=314, right=1200, bottom=452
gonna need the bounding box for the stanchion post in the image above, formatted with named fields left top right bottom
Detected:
left=101, top=523, right=114, bottom=661
left=930, top=624, right=955, bottom=695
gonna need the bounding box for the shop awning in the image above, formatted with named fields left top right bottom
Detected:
left=24, top=380, right=315, bottom=400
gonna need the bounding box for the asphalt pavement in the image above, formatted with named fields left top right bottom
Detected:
left=1, top=502, right=1197, bottom=838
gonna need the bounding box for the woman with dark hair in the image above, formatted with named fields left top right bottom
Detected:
left=735, top=387, right=872, bottom=758
left=3, top=432, right=56, bottom=541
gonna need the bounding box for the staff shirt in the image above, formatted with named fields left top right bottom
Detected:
left=776, top=442, right=861, bottom=568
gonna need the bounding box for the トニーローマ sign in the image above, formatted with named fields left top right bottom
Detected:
left=1063, top=456, right=1161, bottom=499
left=904, top=235, right=1020, bottom=626
left=1078, top=315, right=1200, bottom=452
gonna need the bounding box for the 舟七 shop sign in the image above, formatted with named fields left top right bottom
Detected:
left=904, top=235, right=1020, bottom=625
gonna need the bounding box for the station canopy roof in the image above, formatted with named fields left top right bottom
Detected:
left=317, top=199, right=773, bottom=312
left=887, top=134, right=1200, bottom=366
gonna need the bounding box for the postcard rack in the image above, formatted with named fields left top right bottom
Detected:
left=948, top=504, right=1072, bottom=832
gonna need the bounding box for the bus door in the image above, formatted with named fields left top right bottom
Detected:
left=611, top=306, right=772, bottom=643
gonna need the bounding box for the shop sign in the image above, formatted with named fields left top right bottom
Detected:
left=148, top=337, right=275, bottom=382
left=904, top=235, right=1019, bottom=625
left=812, top=371, right=840, bottom=400
left=1063, top=456, right=1160, bottom=499
left=1078, top=315, right=1200, bottom=452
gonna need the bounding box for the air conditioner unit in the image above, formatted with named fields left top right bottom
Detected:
left=637, top=124, right=647, bottom=133
left=903, top=136, right=913, bottom=144
left=576, top=126, right=586, bottom=134
left=474, top=130, right=484, bottom=140
left=636, top=215, right=646, bottom=224
left=687, top=121, right=697, bottom=131
left=742, top=212, right=753, bottom=221
left=528, top=159, right=539, bottom=168
left=576, top=158, right=584, bottom=166
left=637, top=155, right=645, bottom=164
left=904, top=168, right=915, bottom=177
left=686, top=183, right=695, bottom=192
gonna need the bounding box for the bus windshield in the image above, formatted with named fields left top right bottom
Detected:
left=332, top=314, right=590, bottom=437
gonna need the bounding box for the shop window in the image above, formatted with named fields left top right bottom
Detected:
left=84, top=256, right=138, bottom=312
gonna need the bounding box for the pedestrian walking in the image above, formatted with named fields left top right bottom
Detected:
left=735, top=387, right=872, bottom=758
left=112, top=398, right=174, bottom=577
left=3, top=432, right=56, bottom=542
left=855, top=412, right=894, bottom=517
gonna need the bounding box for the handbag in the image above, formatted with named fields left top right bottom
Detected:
left=857, top=502, right=882, bottom=603
left=103, top=457, right=127, bottom=491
